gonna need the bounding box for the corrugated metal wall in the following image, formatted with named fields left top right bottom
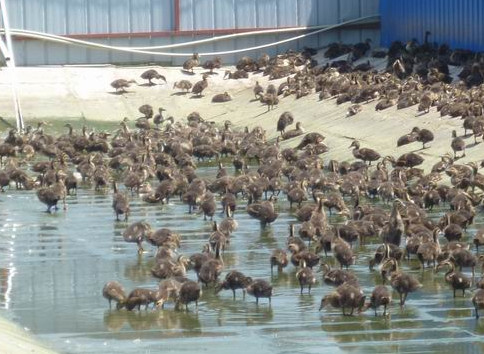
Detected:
left=3, top=0, right=379, bottom=66
left=381, top=0, right=484, bottom=52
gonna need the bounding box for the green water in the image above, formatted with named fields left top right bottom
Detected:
left=1, top=160, right=484, bottom=353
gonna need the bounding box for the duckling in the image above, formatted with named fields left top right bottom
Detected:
left=276, top=111, right=294, bottom=135
left=246, top=195, right=278, bottom=226
left=472, top=289, right=484, bottom=318
left=189, top=244, right=214, bottom=277
left=332, top=228, right=356, bottom=269
left=216, top=270, right=252, bottom=299
left=287, top=180, right=307, bottom=208
left=102, top=281, right=126, bottom=310
left=183, top=53, right=200, bottom=73
left=191, top=74, right=208, bottom=97
left=199, top=192, right=216, bottom=220
left=218, top=206, right=238, bottom=236
left=451, top=130, right=466, bottom=159
left=369, top=243, right=403, bottom=270
left=212, top=92, right=232, bottom=103
left=112, top=181, right=130, bottom=221
left=364, top=285, right=392, bottom=316
left=202, top=56, right=222, bottom=74
left=224, top=70, right=248, bottom=79
left=270, top=249, right=289, bottom=275
left=282, top=122, right=305, bottom=140
left=319, top=283, right=365, bottom=316
left=414, top=127, right=434, bottom=149
left=474, top=228, right=484, bottom=252
left=124, top=288, right=158, bottom=311
left=381, top=258, right=422, bottom=307
left=152, top=255, right=190, bottom=279
left=111, top=79, right=137, bottom=93
left=146, top=228, right=181, bottom=249
left=36, top=172, right=67, bottom=212
left=140, top=69, right=166, bottom=86
left=198, top=253, right=224, bottom=288
left=245, top=279, right=273, bottom=304
left=347, top=104, right=362, bottom=116
left=349, top=140, right=381, bottom=165
left=450, top=249, right=478, bottom=277
left=123, top=221, right=151, bottom=254
left=156, top=278, right=184, bottom=309
left=436, top=259, right=471, bottom=297
left=288, top=243, right=319, bottom=268
left=253, top=81, right=264, bottom=99
left=296, top=132, right=325, bottom=150
left=296, top=260, right=317, bottom=294
left=416, top=227, right=441, bottom=269
left=321, top=263, right=358, bottom=287
left=176, top=280, right=201, bottom=311
left=173, top=80, right=193, bottom=93
left=260, top=93, right=279, bottom=111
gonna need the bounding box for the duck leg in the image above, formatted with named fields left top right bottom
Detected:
left=232, top=289, right=236, bottom=300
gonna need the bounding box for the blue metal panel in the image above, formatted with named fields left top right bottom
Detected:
left=317, top=0, right=339, bottom=25
left=276, top=0, right=297, bottom=27
left=234, top=0, right=256, bottom=28
left=109, top=0, right=130, bottom=33
left=45, top=42, right=68, bottom=65
left=214, top=0, right=234, bottom=29
left=256, top=0, right=277, bottom=28
left=87, top=0, right=109, bottom=33
left=131, top=0, right=151, bottom=32
left=297, top=0, right=318, bottom=26
left=179, top=0, right=193, bottom=30
left=66, top=0, right=87, bottom=34
left=194, top=0, right=214, bottom=30
left=151, top=0, right=172, bottom=31
left=381, top=0, right=484, bottom=51
left=339, top=0, right=360, bottom=22
left=45, top=0, right=67, bottom=34
left=23, top=0, right=45, bottom=31
left=5, top=0, right=24, bottom=29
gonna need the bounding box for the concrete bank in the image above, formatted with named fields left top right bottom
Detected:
left=0, top=62, right=474, bottom=172
left=0, top=315, right=56, bottom=353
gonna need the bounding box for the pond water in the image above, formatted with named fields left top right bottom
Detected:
left=1, top=162, right=484, bottom=354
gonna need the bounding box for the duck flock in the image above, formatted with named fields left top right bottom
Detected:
left=4, top=36, right=484, bottom=320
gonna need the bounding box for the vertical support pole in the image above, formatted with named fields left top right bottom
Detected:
left=0, top=0, right=24, bottom=131
left=174, top=0, right=180, bottom=32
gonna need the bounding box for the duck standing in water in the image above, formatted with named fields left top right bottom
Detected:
left=102, top=281, right=127, bottom=309
left=112, top=181, right=130, bottom=221
left=245, top=279, right=273, bottom=304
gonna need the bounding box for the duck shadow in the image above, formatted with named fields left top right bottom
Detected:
left=202, top=71, right=219, bottom=76
left=189, top=95, right=204, bottom=99
left=180, top=70, right=196, bottom=76
left=253, top=110, right=271, bottom=118
left=171, top=92, right=190, bottom=96
left=138, top=83, right=157, bottom=87
left=107, top=91, right=126, bottom=96
left=249, top=98, right=260, bottom=102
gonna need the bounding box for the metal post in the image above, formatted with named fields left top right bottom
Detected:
left=0, top=0, right=24, bottom=131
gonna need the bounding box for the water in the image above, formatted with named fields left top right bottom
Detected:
left=1, top=163, right=484, bottom=353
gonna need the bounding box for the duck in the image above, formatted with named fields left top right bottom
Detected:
left=416, top=227, right=441, bottom=269
left=472, top=289, right=484, bottom=318
left=123, top=221, right=151, bottom=254
left=473, top=228, right=484, bottom=252
left=173, top=80, right=193, bottom=93
left=246, top=195, right=278, bottom=226
left=146, top=228, right=180, bottom=249
left=216, top=270, right=252, bottom=299
left=189, top=244, right=214, bottom=277
left=224, top=70, right=248, bottom=79
left=282, top=122, right=305, bottom=140
left=112, top=181, right=130, bottom=221
left=414, top=127, right=434, bottom=149
left=140, top=69, right=166, bottom=85
left=381, top=258, right=422, bottom=307
left=270, top=249, right=289, bottom=275
left=319, top=283, right=365, bottom=316
left=436, top=259, right=471, bottom=297
left=320, top=263, right=358, bottom=287
left=156, top=278, right=185, bottom=309
left=36, top=172, right=67, bottom=212
left=212, top=92, right=232, bottom=103
left=111, top=79, right=137, bottom=93
left=276, top=112, right=294, bottom=135
left=151, top=255, right=190, bottom=279
left=349, top=140, right=381, bottom=165
left=260, top=93, right=279, bottom=111
left=198, top=250, right=224, bottom=288
left=296, top=260, right=317, bottom=294
left=451, top=130, right=466, bottom=159
left=253, top=81, right=264, bottom=99
left=183, top=53, right=200, bottom=73
left=202, top=56, right=222, bottom=74
left=102, top=281, right=126, bottom=309
left=245, top=279, right=273, bottom=304
left=124, top=288, right=158, bottom=311
left=287, top=180, right=307, bottom=208
left=191, top=74, right=208, bottom=96
left=296, top=132, right=325, bottom=150
left=363, top=285, right=392, bottom=316
left=176, top=280, right=201, bottom=311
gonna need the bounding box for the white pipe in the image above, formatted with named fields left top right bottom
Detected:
left=0, top=0, right=24, bottom=131
left=0, top=15, right=379, bottom=57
